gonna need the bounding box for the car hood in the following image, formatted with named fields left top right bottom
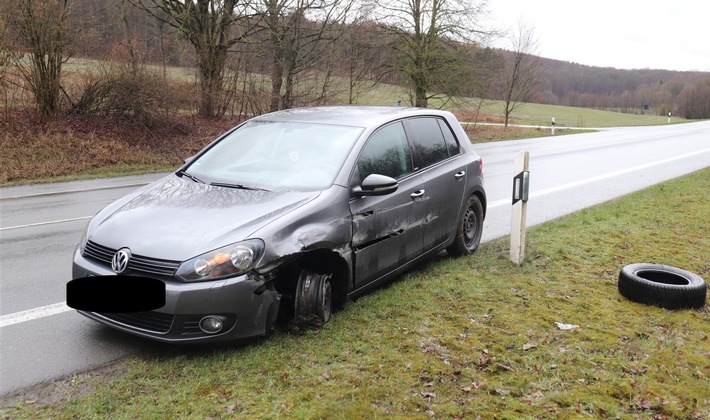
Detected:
left=89, top=175, right=320, bottom=261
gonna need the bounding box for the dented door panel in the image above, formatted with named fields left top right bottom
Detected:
left=350, top=176, right=425, bottom=289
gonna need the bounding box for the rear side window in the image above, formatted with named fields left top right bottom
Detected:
left=437, top=119, right=461, bottom=156
left=406, top=117, right=452, bottom=170
left=357, top=122, right=413, bottom=180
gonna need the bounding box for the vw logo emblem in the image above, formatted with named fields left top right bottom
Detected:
left=111, top=248, right=131, bottom=274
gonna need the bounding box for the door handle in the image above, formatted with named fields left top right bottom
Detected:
left=410, top=189, right=425, bottom=199
left=454, top=171, right=466, bottom=181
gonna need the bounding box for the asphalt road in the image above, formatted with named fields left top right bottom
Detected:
left=1, top=121, right=708, bottom=396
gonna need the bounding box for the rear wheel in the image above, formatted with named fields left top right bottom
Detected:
left=447, top=195, right=484, bottom=257
left=294, top=269, right=333, bottom=323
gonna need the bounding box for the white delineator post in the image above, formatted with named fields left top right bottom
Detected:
left=510, top=151, right=530, bottom=265
left=551, top=117, right=556, bottom=135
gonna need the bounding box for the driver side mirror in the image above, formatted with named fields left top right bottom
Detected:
left=352, top=174, right=398, bottom=197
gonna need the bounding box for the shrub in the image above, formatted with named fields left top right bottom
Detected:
left=70, top=66, right=195, bottom=124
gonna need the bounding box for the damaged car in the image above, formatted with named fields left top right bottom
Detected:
left=71, top=106, right=486, bottom=343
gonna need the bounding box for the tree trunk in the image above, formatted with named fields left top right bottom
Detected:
left=30, top=53, right=62, bottom=117
left=415, top=84, right=427, bottom=108
left=196, top=45, right=227, bottom=117
left=269, top=31, right=283, bottom=112
left=269, top=59, right=283, bottom=112
left=267, top=5, right=283, bottom=113
left=16, top=0, right=71, bottom=118
left=283, top=69, right=294, bottom=109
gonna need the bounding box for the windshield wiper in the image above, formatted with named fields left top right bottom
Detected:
left=210, top=182, right=269, bottom=192
left=176, top=169, right=205, bottom=184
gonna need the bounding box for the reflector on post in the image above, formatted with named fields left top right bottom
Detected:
left=511, top=151, right=530, bottom=265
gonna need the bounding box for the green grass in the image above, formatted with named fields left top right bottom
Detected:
left=3, top=169, right=708, bottom=419
left=61, top=57, right=198, bottom=84
left=356, top=87, right=692, bottom=128
left=470, top=99, right=689, bottom=128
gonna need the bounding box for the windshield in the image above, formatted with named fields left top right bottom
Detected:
left=186, top=120, right=363, bottom=191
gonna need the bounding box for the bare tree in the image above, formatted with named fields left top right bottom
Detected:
left=373, top=0, right=489, bottom=108
left=6, top=0, right=76, bottom=118
left=132, top=0, right=253, bottom=117
left=341, top=19, right=388, bottom=104
left=119, top=0, right=141, bottom=76
left=464, top=46, right=502, bottom=128
left=0, top=10, right=18, bottom=114
left=0, top=10, right=11, bottom=82
left=677, top=76, right=710, bottom=119
left=501, top=21, right=540, bottom=127
left=256, top=0, right=352, bottom=111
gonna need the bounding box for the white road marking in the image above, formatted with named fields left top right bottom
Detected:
left=2, top=147, right=708, bottom=327
left=0, top=216, right=92, bottom=231
left=0, top=302, right=73, bottom=328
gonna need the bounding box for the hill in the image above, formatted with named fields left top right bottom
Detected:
left=529, top=55, right=709, bottom=118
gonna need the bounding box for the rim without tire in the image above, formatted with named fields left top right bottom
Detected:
left=295, top=270, right=333, bottom=322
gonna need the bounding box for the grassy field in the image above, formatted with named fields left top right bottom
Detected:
left=3, top=168, right=707, bottom=419
left=338, top=87, right=689, bottom=128
left=475, top=100, right=684, bottom=128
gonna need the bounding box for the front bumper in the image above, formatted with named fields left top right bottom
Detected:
left=72, top=247, right=280, bottom=343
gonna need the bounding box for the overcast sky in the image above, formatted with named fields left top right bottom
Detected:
left=486, top=0, right=710, bottom=72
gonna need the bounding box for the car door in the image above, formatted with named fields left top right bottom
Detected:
left=349, top=121, right=426, bottom=289
left=404, top=117, right=467, bottom=251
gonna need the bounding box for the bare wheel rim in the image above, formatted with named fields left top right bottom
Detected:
left=463, top=206, right=479, bottom=247
left=320, top=275, right=332, bottom=321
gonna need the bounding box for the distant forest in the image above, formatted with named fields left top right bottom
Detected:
left=2, top=0, right=709, bottom=120
left=531, top=56, right=709, bottom=119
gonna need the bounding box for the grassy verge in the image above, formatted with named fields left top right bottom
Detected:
left=465, top=124, right=594, bottom=143
left=3, top=169, right=708, bottom=419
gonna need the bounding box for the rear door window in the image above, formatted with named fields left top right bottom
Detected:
left=406, top=117, right=452, bottom=170
left=437, top=119, right=461, bottom=156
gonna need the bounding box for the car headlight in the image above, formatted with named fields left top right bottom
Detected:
left=176, top=239, right=264, bottom=282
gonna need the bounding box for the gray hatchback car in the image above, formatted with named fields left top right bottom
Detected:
left=72, top=106, right=486, bottom=343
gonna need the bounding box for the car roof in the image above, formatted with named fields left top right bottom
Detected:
left=252, top=106, right=453, bottom=128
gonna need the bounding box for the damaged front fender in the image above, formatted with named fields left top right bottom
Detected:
left=252, top=186, right=355, bottom=289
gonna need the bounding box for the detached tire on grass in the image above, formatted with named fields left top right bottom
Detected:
left=618, top=263, right=707, bottom=309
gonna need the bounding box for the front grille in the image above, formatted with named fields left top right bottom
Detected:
left=83, top=240, right=114, bottom=262
left=84, top=241, right=181, bottom=277
left=97, top=311, right=174, bottom=333
left=179, top=316, right=203, bottom=335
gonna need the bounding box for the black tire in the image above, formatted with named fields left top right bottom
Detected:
left=294, top=270, right=333, bottom=322
left=447, top=194, right=484, bottom=257
left=618, top=263, right=707, bottom=309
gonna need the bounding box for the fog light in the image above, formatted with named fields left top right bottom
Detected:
left=199, top=316, right=224, bottom=334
